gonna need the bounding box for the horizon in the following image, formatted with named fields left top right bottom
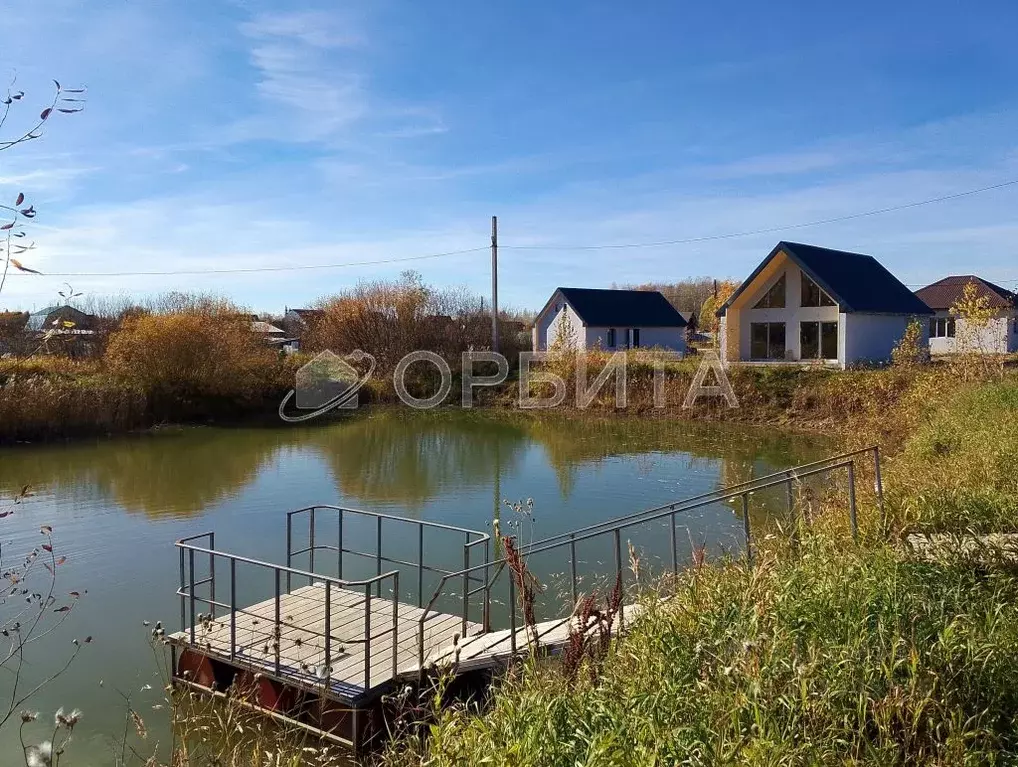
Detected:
left=3, top=1, right=1018, bottom=313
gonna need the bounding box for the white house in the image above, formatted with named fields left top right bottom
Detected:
left=717, top=242, right=932, bottom=369
left=914, top=276, right=1018, bottom=355
left=532, top=288, right=687, bottom=353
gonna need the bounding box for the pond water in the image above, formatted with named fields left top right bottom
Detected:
left=0, top=408, right=831, bottom=761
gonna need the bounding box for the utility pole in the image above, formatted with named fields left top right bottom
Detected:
left=491, top=215, right=499, bottom=352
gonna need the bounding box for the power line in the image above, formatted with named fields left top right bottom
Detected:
left=6, top=246, right=490, bottom=278
left=500, top=178, right=1018, bottom=251
left=6, top=176, right=1018, bottom=278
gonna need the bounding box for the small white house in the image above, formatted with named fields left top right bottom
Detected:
left=532, top=288, right=687, bottom=353
left=914, top=276, right=1018, bottom=355
left=717, top=242, right=933, bottom=369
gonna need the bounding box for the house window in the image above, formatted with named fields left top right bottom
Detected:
left=929, top=317, right=956, bottom=338
left=607, top=328, right=616, bottom=348
left=800, top=321, right=838, bottom=359
left=753, top=274, right=786, bottom=309
left=624, top=329, right=631, bottom=348
left=632, top=328, right=640, bottom=348
left=800, top=273, right=836, bottom=307
left=750, top=322, right=786, bottom=360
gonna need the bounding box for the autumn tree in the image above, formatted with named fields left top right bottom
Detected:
left=949, top=279, right=1005, bottom=381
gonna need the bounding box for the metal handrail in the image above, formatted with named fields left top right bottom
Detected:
left=176, top=533, right=401, bottom=690
left=524, top=445, right=881, bottom=551
left=285, top=505, right=490, bottom=622
left=416, top=454, right=871, bottom=669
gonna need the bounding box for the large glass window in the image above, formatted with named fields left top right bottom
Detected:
left=800, top=321, right=839, bottom=359
left=750, top=322, right=786, bottom=360
left=929, top=317, right=956, bottom=338
left=753, top=274, right=786, bottom=309
left=800, top=272, right=835, bottom=307
left=632, top=328, right=640, bottom=348
left=800, top=321, right=819, bottom=359
left=607, top=328, right=616, bottom=347
left=821, top=321, right=838, bottom=359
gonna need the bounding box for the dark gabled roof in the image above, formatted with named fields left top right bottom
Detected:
left=914, top=275, right=1016, bottom=311
left=718, top=241, right=933, bottom=316
left=554, top=288, right=687, bottom=327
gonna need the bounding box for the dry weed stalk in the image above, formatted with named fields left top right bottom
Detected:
left=562, top=573, right=622, bottom=687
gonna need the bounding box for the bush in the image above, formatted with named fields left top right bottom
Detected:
left=104, top=309, right=281, bottom=409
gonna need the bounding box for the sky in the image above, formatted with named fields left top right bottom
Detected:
left=2, top=0, right=1018, bottom=313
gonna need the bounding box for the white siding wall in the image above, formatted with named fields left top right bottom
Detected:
left=928, top=310, right=1016, bottom=355
left=841, top=313, right=928, bottom=367
left=586, top=326, right=685, bottom=352
left=533, top=292, right=585, bottom=351
left=737, top=261, right=840, bottom=362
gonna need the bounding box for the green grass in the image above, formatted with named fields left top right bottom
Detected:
left=384, top=543, right=1018, bottom=767
left=886, top=378, right=1018, bottom=534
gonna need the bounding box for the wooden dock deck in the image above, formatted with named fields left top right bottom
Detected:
left=170, top=583, right=481, bottom=699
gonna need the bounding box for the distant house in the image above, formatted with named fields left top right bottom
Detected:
left=532, top=288, right=687, bottom=353
left=251, top=319, right=287, bottom=339
left=717, top=242, right=932, bottom=369
left=26, top=305, right=96, bottom=334
left=25, top=305, right=98, bottom=357
left=283, top=307, right=324, bottom=337
left=914, top=276, right=1018, bottom=355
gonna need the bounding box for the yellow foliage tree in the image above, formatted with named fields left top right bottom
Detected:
left=949, top=279, right=1003, bottom=381
left=106, top=309, right=277, bottom=401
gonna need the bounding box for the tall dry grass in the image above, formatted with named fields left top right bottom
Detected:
left=0, top=294, right=297, bottom=440
left=381, top=540, right=1018, bottom=767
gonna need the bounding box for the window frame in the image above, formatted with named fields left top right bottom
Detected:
left=749, top=322, right=787, bottom=360
left=799, top=321, right=839, bottom=360
left=607, top=328, right=616, bottom=348
left=800, top=272, right=836, bottom=308
left=930, top=317, right=957, bottom=338
left=753, top=274, right=787, bottom=309
left=632, top=328, right=640, bottom=348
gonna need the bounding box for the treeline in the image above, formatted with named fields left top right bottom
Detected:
left=302, top=270, right=532, bottom=368
left=613, top=277, right=742, bottom=332
left=0, top=274, right=534, bottom=440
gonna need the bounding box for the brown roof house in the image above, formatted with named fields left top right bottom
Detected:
left=914, top=276, right=1018, bottom=355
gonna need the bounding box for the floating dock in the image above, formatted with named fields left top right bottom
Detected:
left=170, top=447, right=881, bottom=754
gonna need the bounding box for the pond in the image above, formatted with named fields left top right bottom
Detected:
left=0, top=408, right=832, bottom=761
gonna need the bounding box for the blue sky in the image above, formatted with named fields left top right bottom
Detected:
left=2, top=0, right=1018, bottom=313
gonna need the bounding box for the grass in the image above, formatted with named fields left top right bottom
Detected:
left=884, top=376, right=1018, bottom=534
left=381, top=541, right=1018, bottom=766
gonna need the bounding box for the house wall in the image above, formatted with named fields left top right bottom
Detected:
left=721, top=249, right=928, bottom=368
left=586, top=326, right=685, bottom=352
left=928, top=310, right=1016, bottom=355
left=733, top=257, right=839, bottom=362
left=533, top=292, right=585, bottom=351
left=841, top=313, right=928, bottom=367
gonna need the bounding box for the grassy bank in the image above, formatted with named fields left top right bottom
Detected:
left=0, top=346, right=935, bottom=442
left=0, top=314, right=300, bottom=442
left=384, top=542, right=1018, bottom=766
left=367, top=374, right=1018, bottom=767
